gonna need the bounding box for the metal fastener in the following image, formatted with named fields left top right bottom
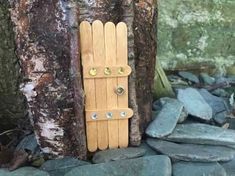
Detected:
left=106, top=112, right=113, bottom=119
left=104, top=67, right=111, bottom=75
left=120, top=111, right=127, bottom=117
left=118, top=67, right=125, bottom=75
left=89, top=68, right=97, bottom=76
left=91, top=113, right=98, bottom=120
left=115, top=86, right=125, bottom=96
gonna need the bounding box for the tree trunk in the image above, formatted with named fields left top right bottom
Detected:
left=10, top=0, right=87, bottom=159
left=0, top=0, right=27, bottom=132
left=133, top=0, right=157, bottom=139
left=8, top=0, right=157, bottom=158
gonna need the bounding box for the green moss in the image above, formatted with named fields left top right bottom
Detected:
left=0, top=1, right=27, bottom=130
left=158, top=0, right=235, bottom=74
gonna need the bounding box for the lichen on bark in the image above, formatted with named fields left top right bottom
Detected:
left=10, top=0, right=87, bottom=159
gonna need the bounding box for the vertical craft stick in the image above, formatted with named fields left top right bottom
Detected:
left=116, top=22, right=129, bottom=147
left=92, top=20, right=109, bottom=150
left=80, top=21, right=97, bottom=152
left=104, top=22, right=119, bottom=148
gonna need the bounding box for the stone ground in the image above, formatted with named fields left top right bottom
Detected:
left=0, top=72, right=235, bottom=176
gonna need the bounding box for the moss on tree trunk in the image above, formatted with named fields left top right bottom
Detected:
left=0, top=0, right=27, bottom=131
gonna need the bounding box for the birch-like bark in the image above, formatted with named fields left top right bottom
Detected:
left=10, top=0, right=87, bottom=159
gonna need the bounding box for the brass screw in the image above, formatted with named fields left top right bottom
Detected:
left=118, top=67, right=125, bottom=75
left=115, top=86, right=125, bottom=96
left=104, top=67, right=111, bottom=75
left=89, top=68, right=97, bottom=76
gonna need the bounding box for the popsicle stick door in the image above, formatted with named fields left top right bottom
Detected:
left=80, top=20, right=133, bottom=152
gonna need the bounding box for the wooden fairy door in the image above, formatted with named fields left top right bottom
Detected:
left=80, top=20, right=133, bottom=152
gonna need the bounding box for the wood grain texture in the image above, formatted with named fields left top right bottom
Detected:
left=80, top=21, right=97, bottom=152
left=105, top=22, right=118, bottom=148
left=116, top=22, right=129, bottom=147
left=92, top=20, right=108, bottom=150
left=81, top=20, right=132, bottom=151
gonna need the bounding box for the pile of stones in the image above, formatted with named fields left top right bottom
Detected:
left=0, top=72, right=234, bottom=176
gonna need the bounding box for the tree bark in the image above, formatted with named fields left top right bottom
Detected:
left=8, top=0, right=157, bottom=158
left=10, top=0, right=87, bottom=159
left=133, top=0, right=157, bottom=137
left=0, top=0, right=27, bottom=131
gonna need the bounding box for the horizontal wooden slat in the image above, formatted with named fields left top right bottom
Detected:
left=86, top=108, right=133, bottom=122
left=83, top=65, right=132, bottom=79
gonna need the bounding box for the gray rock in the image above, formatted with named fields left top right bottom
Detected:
left=139, top=141, right=158, bottom=156
left=146, top=99, right=187, bottom=138
left=147, top=138, right=235, bottom=162
left=216, top=77, right=228, bottom=84
left=40, top=157, right=89, bottom=176
left=16, top=134, right=38, bottom=153
left=220, top=157, right=235, bottom=176
left=178, top=109, right=188, bottom=123
left=227, top=76, right=235, bottom=83
left=178, top=71, right=199, bottom=83
left=165, top=123, right=235, bottom=146
left=152, top=98, right=188, bottom=123
left=214, top=111, right=228, bottom=126
left=173, top=162, right=227, bottom=176
left=65, top=155, right=172, bottom=176
left=0, top=167, right=49, bottom=176
left=177, top=88, right=213, bottom=121
left=199, top=73, right=215, bottom=85
left=92, top=147, right=146, bottom=164
left=199, top=89, right=226, bottom=115
left=228, top=118, right=235, bottom=130
left=212, top=88, right=230, bottom=97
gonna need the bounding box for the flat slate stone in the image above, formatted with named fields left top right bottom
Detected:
left=147, top=138, right=235, bottom=162
left=177, top=88, right=212, bottom=121
left=199, top=89, right=226, bottom=115
left=212, top=88, right=229, bottom=97
left=220, top=157, right=235, bottom=176
left=40, top=157, right=89, bottom=176
left=146, top=99, right=186, bottom=138
left=199, top=73, right=215, bottom=85
left=65, top=156, right=172, bottom=176
left=214, top=111, right=228, bottom=126
left=92, top=147, right=146, bottom=164
left=173, top=162, right=227, bottom=176
left=139, top=142, right=158, bottom=156
left=165, top=123, right=235, bottom=146
left=0, top=167, right=49, bottom=176
left=178, top=71, right=199, bottom=83
left=16, top=134, right=39, bottom=153
left=153, top=97, right=188, bottom=123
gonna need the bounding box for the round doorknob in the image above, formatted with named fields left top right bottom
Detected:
left=115, top=86, right=125, bottom=96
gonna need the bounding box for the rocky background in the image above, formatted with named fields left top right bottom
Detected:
left=1, top=70, right=235, bottom=176
left=158, top=0, right=235, bottom=74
